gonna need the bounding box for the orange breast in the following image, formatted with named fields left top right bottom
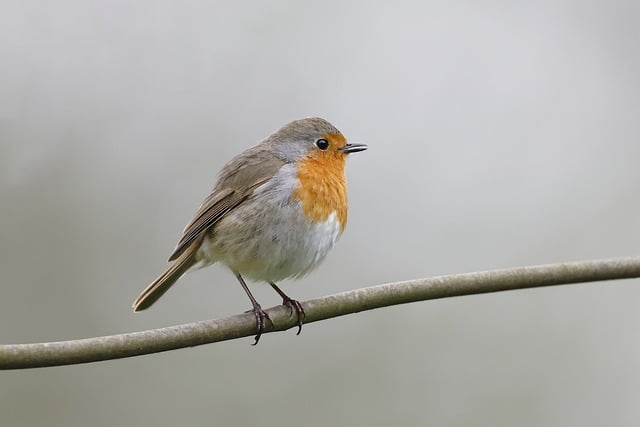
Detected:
left=293, top=134, right=348, bottom=230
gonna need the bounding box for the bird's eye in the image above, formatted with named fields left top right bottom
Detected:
left=315, top=138, right=329, bottom=150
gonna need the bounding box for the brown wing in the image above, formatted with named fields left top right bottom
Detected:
left=168, top=146, right=285, bottom=261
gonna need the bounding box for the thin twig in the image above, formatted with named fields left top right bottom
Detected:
left=2, top=256, right=639, bottom=370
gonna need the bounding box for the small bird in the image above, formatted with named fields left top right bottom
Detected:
left=132, top=117, right=367, bottom=344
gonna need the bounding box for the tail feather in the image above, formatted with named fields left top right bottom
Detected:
left=132, top=245, right=199, bottom=312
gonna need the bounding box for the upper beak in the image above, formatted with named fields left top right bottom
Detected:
left=339, top=143, right=368, bottom=154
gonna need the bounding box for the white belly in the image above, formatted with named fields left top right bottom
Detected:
left=197, top=203, right=343, bottom=283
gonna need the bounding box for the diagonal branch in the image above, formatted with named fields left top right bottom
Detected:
left=2, top=256, right=640, bottom=370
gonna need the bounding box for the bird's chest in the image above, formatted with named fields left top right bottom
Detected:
left=292, top=154, right=348, bottom=230
left=200, top=160, right=349, bottom=281
left=261, top=164, right=348, bottom=276
left=261, top=203, right=343, bottom=280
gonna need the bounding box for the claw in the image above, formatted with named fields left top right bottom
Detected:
left=269, top=281, right=305, bottom=336
left=282, top=297, right=305, bottom=335
left=249, top=304, right=273, bottom=345
left=236, top=273, right=275, bottom=345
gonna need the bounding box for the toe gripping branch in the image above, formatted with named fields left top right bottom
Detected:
left=236, top=274, right=306, bottom=344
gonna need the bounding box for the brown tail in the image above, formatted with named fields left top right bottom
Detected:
left=132, top=245, right=199, bottom=312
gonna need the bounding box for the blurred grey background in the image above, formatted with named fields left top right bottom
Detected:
left=2, top=1, right=640, bottom=426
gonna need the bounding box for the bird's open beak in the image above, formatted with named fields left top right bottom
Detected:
left=339, top=143, right=368, bottom=154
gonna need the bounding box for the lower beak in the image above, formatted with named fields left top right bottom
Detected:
left=339, top=143, right=368, bottom=154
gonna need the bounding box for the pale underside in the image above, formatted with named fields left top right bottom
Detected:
left=195, top=164, right=344, bottom=282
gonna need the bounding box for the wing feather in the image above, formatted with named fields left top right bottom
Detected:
left=168, top=147, right=286, bottom=261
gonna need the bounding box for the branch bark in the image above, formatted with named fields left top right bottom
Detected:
left=2, top=256, right=639, bottom=370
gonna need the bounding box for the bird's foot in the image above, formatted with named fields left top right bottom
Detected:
left=247, top=304, right=273, bottom=345
left=281, top=297, right=305, bottom=336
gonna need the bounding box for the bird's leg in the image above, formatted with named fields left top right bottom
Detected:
left=235, top=273, right=272, bottom=345
left=268, top=282, right=305, bottom=335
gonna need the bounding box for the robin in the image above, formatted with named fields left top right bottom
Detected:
left=132, top=117, right=367, bottom=344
